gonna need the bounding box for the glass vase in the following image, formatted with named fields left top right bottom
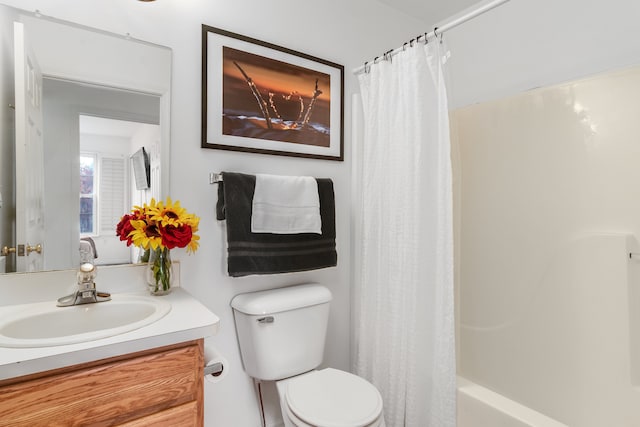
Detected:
left=138, top=247, right=150, bottom=263
left=146, top=247, right=173, bottom=295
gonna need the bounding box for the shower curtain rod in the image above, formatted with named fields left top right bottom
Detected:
left=352, top=0, right=511, bottom=75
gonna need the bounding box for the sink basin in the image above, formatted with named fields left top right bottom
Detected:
left=0, top=295, right=171, bottom=348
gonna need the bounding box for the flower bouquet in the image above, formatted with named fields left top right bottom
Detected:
left=116, top=197, right=200, bottom=295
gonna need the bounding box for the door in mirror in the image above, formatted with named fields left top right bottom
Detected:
left=14, top=21, right=44, bottom=273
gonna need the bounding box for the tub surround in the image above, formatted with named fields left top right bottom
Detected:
left=457, top=377, right=568, bottom=427
left=454, top=60, right=640, bottom=425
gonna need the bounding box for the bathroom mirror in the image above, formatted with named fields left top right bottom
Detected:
left=0, top=5, right=171, bottom=274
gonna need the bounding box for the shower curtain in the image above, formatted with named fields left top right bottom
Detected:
left=354, top=40, right=455, bottom=427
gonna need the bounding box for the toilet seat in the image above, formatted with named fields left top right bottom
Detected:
left=284, top=368, right=383, bottom=427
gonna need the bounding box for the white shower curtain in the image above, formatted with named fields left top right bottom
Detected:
left=354, top=40, right=455, bottom=427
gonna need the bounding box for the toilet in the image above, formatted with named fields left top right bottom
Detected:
left=231, top=283, right=385, bottom=427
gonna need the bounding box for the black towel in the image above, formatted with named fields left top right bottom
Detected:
left=216, top=172, right=337, bottom=277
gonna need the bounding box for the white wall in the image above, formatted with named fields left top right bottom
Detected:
left=22, top=13, right=171, bottom=95
left=444, top=0, right=640, bottom=109
left=0, top=1, right=426, bottom=426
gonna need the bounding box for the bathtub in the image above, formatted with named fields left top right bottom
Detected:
left=457, top=377, right=568, bottom=427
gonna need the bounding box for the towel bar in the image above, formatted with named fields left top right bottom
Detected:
left=209, top=172, right=223, bottom=184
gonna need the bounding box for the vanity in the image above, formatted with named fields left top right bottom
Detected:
left=0, top=265, right=220, bottom=426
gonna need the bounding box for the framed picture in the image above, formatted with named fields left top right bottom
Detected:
left=202, top=25, right=344, bottom=161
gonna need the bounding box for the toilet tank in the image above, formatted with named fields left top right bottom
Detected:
left=231, top=283, right=332, bottom=381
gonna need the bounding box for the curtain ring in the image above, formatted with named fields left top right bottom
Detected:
left=424, top=32, right=428, bottom=44
left=374, top=56, right=379, bottom=64
left=364, top=61, right=369, bottom=74
left=403, top=42, right=408, bottom=51
left=433, top=26, right=444, bottom=43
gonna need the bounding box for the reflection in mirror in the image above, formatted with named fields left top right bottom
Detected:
left=45, top=80, right=161, bottom=271
left=0, top=4, right=171, bottom=274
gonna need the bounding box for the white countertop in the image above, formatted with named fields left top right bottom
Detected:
left=0, top=288, right=220, bottom=381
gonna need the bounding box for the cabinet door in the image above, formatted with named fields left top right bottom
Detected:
left=0, top=341, right=204, bottom=426
left=118, top=401, right=200, bottom=426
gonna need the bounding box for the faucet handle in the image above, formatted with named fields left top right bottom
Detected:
left=77, top=262, right=97, bottom=288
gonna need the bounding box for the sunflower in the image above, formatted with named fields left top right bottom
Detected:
left=185, top=225, right=200, bottom=253
left=117, top=197, right=200, bottom=253
left=148, top=197, right=192, bottom=227
left=129, top=218, right=163, bottom=250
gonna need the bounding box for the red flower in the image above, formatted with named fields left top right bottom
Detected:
left=160, top=224, right=193, bottom=249
left=116, top=214, right=136, bottom=246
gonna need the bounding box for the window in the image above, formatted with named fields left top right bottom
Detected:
left=80, top=154, right=96, bottom=235
left=80, top=153, right=126, bottom=236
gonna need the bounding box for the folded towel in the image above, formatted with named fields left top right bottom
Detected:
left=252, top=173, right=321, bottom=234
left=216, top=172, right=337, bottom=277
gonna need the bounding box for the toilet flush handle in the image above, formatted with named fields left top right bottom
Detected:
left=257, top=316, right=274, bottom=323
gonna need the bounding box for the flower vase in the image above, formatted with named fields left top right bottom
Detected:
left=146, top=247, right=173, bottom=295
left=138, top=247, right=150, bottom=263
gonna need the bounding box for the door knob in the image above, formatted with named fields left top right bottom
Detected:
left=26, top=244, right=42, bottom=255
left=1, top=246, right=16, bottom=256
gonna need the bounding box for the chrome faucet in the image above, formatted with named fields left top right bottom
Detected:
left=57, top=261, right=111, bottom=307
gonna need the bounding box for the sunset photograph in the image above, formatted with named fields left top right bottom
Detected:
left=221, top=46, right=331, bottom=147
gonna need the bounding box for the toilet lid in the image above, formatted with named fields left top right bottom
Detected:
left=286, top=368, right=383, bottom=427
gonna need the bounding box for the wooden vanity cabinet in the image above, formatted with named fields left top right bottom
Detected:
left=0, top=339, right=204, bottom=426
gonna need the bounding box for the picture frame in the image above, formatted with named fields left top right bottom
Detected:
left=201, top=25, right=344, bottom=161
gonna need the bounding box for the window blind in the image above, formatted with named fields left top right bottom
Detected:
left=99, top=157, right=126, bottom=234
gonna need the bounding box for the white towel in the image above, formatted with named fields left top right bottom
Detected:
left=251, top=174, right=322, bottom=234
